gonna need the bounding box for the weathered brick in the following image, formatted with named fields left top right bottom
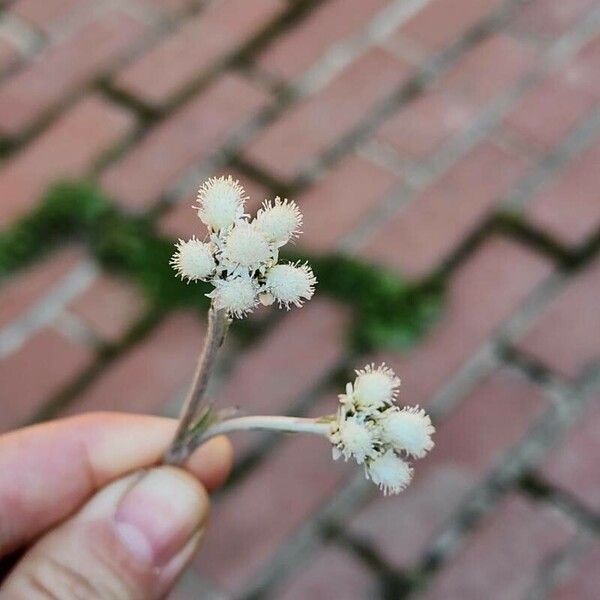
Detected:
left=503, top=70, right=596, bottom=151
left=0, top=10, right=144, bottom=137
left=389, top=0, right=504, bottom=57
left=570, top=35, right=600, bottom=99
left=0, top=247, right=83, bottom=328
left=101, top=74, right=269, bottom=210
left=361, top=141, right=529, bottom=278
left=525, top=138, right=600, bottom=248
left=0, top=94, right=135, bottom=226
left=512, top=0, right=597, bottom=38
left=516, top=257, right=600, bottom=379
left=375, top=89, right=477, bottom=161
left=10, top=0, right=94, bottom=34
left=372, top=235, right=552, bottom=407
left=297, top=154, right=399, bottom=253
left=159, top=169, right=269, bottom=240
left=420, top=495, right=575, bottom=600
left=539, top=395, right=600, bottom=512
left=195, top=409, right=353, bottom=593
left=278, top=545, right=378, bottom=599
left=550, top=542, right=600, bottom=600
left=68, top=274, right=147, bottom=343
left=114, top=0, right=284, bottom=107
left=439, top=33, right=536, bottom=108
left=244, top=48, right=412, bottom=182
left=257, top=0, right=387, bottom=81
left=350, top=369, right=546, bottom=568
left=0, top=328, right=94, bottom=431
left=64, top=311, right=204, bottom=416
left=0, top=37, right=20, bottom=74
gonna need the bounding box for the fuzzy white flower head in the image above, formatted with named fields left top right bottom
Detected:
left=222, top=222, right=273, bottom=271
left=209, top=276, right=257, bottom=318
left=254, top=197, right=302, bottom=246
left=264, top=262, right=316, bottom=308
left=331, top=414, right=378, bottom=464
left=353, top=363, right=401, bottom=411
left=196, top=175, right=246, bottom=231
left=170, top=237, right=216, bottom=282
left=381, top=407, right=435, bottom=458
left=367, top=449, right=413, bottom=495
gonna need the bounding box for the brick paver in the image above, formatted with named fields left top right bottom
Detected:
left=418, top=494, right=575, bottom=600
left=0, top=9, right=145, bottom=137
left=0, top=0, right=599, bottom=597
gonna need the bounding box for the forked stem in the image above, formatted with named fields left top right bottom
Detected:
left=164, top=305, right=229, bottom=465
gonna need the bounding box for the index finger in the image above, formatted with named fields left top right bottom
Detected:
left=0, top=412, right=232, bottom=556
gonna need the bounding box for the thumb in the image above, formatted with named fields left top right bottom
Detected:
left=2, top=466, right=209, bottom=599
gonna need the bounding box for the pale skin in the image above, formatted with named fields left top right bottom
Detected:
left=0, top=412, right=233, bottom=599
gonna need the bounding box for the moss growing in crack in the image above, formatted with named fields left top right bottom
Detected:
left=0, top=180, right=444, bottom=352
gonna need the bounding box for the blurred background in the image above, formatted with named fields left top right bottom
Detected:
left=0, top=0, right=599, bottom=598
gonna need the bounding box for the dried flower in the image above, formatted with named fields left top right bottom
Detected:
left=208, top=276, right=258, bottom=318
left=353, top=363, right=400, bottom=411
left=330, top=414, right=378, bottom=464
left=170, top=237, right=216, bottom=282
left=195, top=175, right=246, bottom=231
left=264, top=262, right=316, bottom=308
left=381, top=406, right=435, bottom=458
left=254, top=198, right=302, bottom=246
left=367, top=449, right=413, bottom=495
left=170, top=174, right=316, bottom=319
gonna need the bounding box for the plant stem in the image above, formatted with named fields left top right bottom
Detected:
left=192, top=415, right=331, bottom=446
left=164, top=305, right=229, bottom=465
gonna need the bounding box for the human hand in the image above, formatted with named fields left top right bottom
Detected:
left=0, top=412, right=233, bottom=599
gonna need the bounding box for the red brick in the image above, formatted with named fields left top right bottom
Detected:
left=420, top=495, right=575, bottom=600
left=516, top=257, right=600, bottom=379
left=373, top=235, right=553, bottom=408
left=65, top=311, right=204, bottom=416
left=10, top=0, right=94, bottom=33
left=439, top=33, right=536, bottom=108
left=114, top=0, right=284, bottom=107
left=503, top=70, right=596, bottom=151
left=361, top=141, right=529, bottom=278
left=0, top=10, right=145, bottom=137
left=278, top=546, right=377, bottom=599
left=101, top=74, right=269, bottom=210
left=550, top=542, right=600, bottom=600
left=257, top=0, right=387, bottom=81
left=159, top=169, right=269, bottom=240
left=512, top=0, right=597, bottom=38
left=540, top=395, right=600, bottom=512
left=0, top=94, right=135, bottom=225
left=195, top=413, right=353, bottom=593
left=0, top=37, right=20, bottom=74
left=351, top=369, right=546, bottom=568
left=525, top=138, right=600, bottom=248
left=0, top=328, right=94, bottom=431
left=570, top=35, right=600, bottom=99
left=68, top=274, right=147, bottom=343
left=390, top=0, right=504, bottom=56
left=244, top=48, right=412, bottom=182
left=375, top=89, right=477, bottom=161
left=297, top=154, right=399, bottom=253
left=214, top=299, right=348, bottom=418
left=0, top=247, right=83, bottom=328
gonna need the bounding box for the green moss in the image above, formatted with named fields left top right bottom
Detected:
left=0, top=180, right=444, bottom=352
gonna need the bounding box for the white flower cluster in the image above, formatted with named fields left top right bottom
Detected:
left=329, top=364, right=435, bottom=495
left=170, top=176, right=316, bottom=317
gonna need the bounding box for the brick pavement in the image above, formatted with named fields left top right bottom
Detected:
left=0, top=1, right=599, bottom=598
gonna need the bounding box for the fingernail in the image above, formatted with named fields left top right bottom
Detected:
left=114, top=466, right=208, bottom=567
